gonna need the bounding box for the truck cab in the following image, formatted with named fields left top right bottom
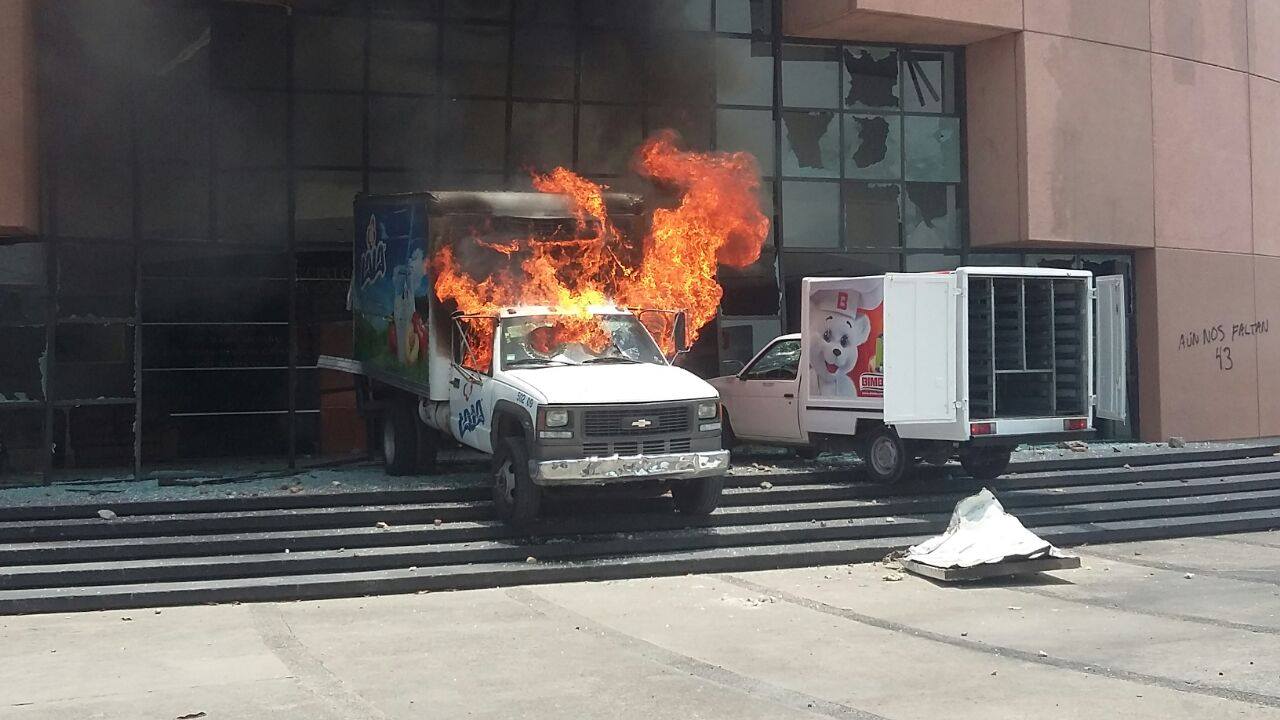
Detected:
left=436, top=304, right=728, bottom=524
left=712, top=267, right=1128, bottom=483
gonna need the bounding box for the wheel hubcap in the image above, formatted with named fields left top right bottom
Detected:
left=871, top=436, right=898, bottom=473
left=496, top=460, right=516, bottom=504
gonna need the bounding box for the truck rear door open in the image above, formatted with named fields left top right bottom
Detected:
left=1095, top=274, right=1128, bottom=422
left=883, top=272, right=960, bottom=425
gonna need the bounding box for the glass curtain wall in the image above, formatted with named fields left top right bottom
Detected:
left=17, top=0, right=984, bottom=473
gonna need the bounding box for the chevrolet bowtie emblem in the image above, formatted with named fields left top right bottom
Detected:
left=631, top=419, right=653, bottom=428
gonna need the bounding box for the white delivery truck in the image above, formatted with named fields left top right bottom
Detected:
left=710, top=267, right=1127, bottom=483
left=319, top=191, right=728, bottom=525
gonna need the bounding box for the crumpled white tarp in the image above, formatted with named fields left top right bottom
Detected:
left=906, top=488, right=1070, bottom=569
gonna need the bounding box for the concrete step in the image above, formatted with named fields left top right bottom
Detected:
left=3, top=506, right=1279, bottom=615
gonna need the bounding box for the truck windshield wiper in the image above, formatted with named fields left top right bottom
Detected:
left=582, top=356, right=638, bottom=364
left=504, top=358, right=575, bottom=368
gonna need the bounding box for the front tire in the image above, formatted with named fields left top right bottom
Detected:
left=492, top=436, right=541, bottom=526
left=959, top=445, right=1014, bottom=480
left=672, top=475, right=723, bottom=515
left=382, top=399, right=419, bottom=476
left=858, top=424, right=907, bottom=484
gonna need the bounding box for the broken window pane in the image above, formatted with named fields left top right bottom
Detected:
left=781, top=181, right=839, bottom=248
left=904, top=183, right=960, bottom=248
left=781, top=111, right=838, bottom=178
left=716, top=37, right=773, bottom=106
left=904, top=115, right=960, bottom=182
left=716, top=108, right=774, bottom=175
left=716, top=0, right=771, bottom=34
left=782, top=44, right=839, bottom=109
left=902, top=49, right=954, bottom=114
left=843, top=114, right=900, bottom=180
left=843, top=46, right=898, bottom=110
left=843, top=181, right=901, bottom=249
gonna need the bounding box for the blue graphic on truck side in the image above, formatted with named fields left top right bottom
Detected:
left=458, top=399, right=486, bottom=437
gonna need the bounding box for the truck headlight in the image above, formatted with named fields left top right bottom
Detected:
left=544, top=408, right=570, bottom=428
left=697, top=400, right=719, bottom=420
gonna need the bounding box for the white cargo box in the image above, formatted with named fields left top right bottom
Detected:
left=799, top=267, right=1127, bottom=443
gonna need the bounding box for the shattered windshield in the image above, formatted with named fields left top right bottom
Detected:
left=499, top=314, right=667, bottom=369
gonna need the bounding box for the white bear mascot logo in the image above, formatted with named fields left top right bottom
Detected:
left=810, top=289, right=872, bottom=398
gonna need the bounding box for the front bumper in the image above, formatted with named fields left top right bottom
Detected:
left=531, top=450, right=730, bottom=486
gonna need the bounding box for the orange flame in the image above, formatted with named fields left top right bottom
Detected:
left=432, top=130, right=769, bottom=365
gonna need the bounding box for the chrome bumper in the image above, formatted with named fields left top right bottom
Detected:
left=531, top=450, right=730, bottom=486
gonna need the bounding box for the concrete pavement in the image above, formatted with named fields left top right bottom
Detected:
left=2, top=532, right=1278, bottom=719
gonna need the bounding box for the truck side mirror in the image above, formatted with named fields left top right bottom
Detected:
left=674, top=311, right=691, bottom=354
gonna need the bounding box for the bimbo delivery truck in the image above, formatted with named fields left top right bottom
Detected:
left=319, top=191, right=728, bottom=525
left=711, top=267, right=1127, bottom=483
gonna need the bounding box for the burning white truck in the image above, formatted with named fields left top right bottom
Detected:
left=319, top=191, right=732, bottom=525
left=712, top=267, right=1128, bottom=483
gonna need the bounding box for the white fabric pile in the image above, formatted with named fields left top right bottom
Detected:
left=906, top=488, right=1071, bottom=569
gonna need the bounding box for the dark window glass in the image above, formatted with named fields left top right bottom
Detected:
left=440, top=99, right=506, bottom=171
left=217, top=170, right=288, bottom=242
left=647, top=34, right=714, bottom=104
left=216, top=91, right=287, bottom=168
left=903, top=253, right=960, bottom=271
left=781, top=111, right=838, bottom=178
left=716, top=0, right=771, bottom=34
left=442, top=25, right=509, bottom=96
left=293, top=15, right=364, bottom=91
left=580, top=1, right=649, bottom=28
left=294, top=93, right=364, bottom=167
left=579, top=105, right=643, bottom=174
left=510, top=102, right=574, bottom=171
left=370, top=20, right=438, bottom=94
left=716, top=108, right=774, bottom=175
left=581, top=32, right=642, bottom=102
left=444, top=0, right=509, bottom=19
left=781, top=181, right=839, bottom=248
left=843, top=113, right=900, bottom=180
left=653, top=0, right=712, bottom=30
left=212, top=4, right=288, bottom=89
left=648, top=105, right=713, bottom=151
left=141, top=168, right=209, bottom=240
left=512, top=26, right=575, bottom=100
left=370, top=95, right=437, bottom=168
left=904, top=183, right=960, bottom=248
left=843, top=46, right=898, bottom=110
left=715, top=38, right=773, bottom=106
left=139, top=86, right=208, bottom=166
left=782, top=44, right=839, bottom=109
left=296, top=171, right=362, bottom=245
left=843, top=181, right=901, bottom=249
left=514, top=0, right=575, bottom=24
left=371, top=0, right=439, bottom=19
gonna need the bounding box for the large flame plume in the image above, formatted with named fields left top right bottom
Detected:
left=432, top=130, right=770, bottom=365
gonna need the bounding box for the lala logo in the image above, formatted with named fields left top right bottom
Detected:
left=359, top=215, right=388, bottom=290
left=458, top=399, right=485, bottom=437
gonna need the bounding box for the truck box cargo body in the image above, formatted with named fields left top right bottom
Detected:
left=320, top=191, right=728, bottom=525
left=711, top=267, right=1127, bottom=482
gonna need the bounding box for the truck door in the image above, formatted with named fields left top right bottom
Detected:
left=882, top=272, right=960, bottom=425
left=449, top=316, right=496, bottom=453
left=728, top=337, right=804, bottom=442
left=1094, top=275, right=1128, bottom=422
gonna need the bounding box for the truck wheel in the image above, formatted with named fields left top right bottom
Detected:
left=672, top=476, right=723, bottom=515
left=959, top=445, right=1014, bottom=480
left=859, top=425, right=907, bottom=484
left=796, top=444, right=821, bottom=460
left=382, top=399, right=419, bottom=476
left=417, top=426, right=439, bottom=473
left=492, top=437, right=541, bottom=526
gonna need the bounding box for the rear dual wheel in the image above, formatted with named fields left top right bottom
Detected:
left=959, top=445, right=1014, bottom=480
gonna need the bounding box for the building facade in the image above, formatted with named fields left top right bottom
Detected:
left=0, top=0, right=1275, bottom=476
